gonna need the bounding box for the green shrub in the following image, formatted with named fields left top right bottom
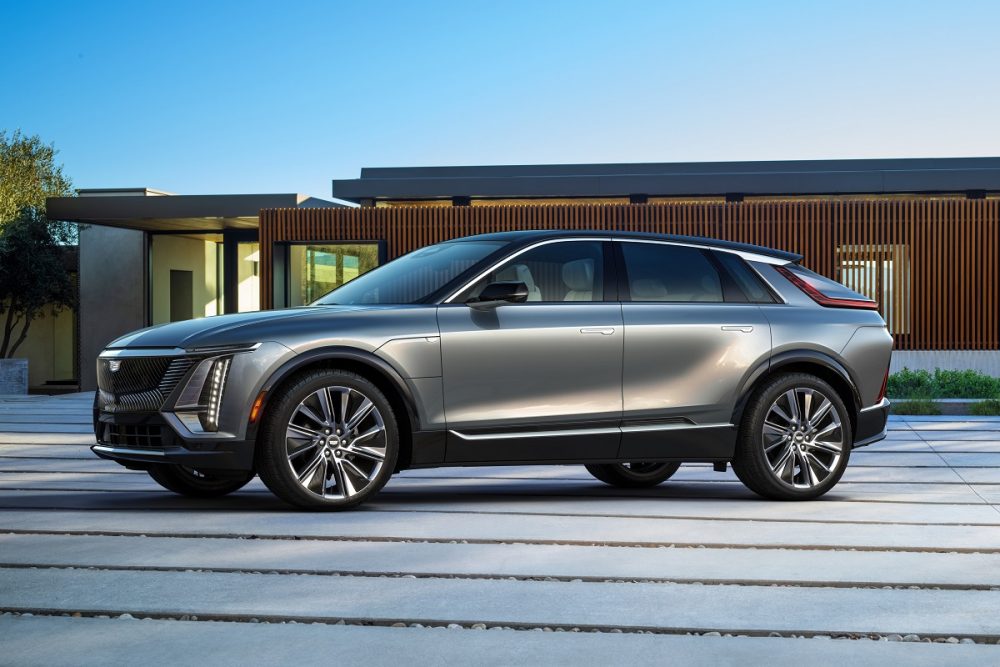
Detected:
left=969, top=399, right=1000, bottom=416
left=887, top=367, right=1000, bottom=399
left=890, top=398, right=941, bottom=415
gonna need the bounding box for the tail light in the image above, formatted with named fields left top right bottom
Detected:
left=775, top=265, right=879, bottom=310
left=876, top=367, right=889, bottom=403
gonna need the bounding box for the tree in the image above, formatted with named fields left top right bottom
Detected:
left=0, top=130, right=73, bottom=227
left=0, top=208, right=76, bottom=358
left=0, top=131, right=76, bottom=358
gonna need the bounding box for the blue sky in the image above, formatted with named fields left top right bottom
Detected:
left=2, top=0, right=998, bottom=199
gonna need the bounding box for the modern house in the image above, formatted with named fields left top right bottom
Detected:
left=46, top=157, right=1000, bottom=391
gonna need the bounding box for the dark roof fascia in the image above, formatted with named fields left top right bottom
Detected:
left=45, top=193, right=338, bottom=229
left=332, top=157, right=1000, bottom=202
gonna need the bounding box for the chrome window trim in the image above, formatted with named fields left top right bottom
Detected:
left=441, top=236, right=611, bottom=304
left=616, top=238, right=789, bottom=305
left=613, top=237, right=791, bottom=266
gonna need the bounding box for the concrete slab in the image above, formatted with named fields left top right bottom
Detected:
left=2, top=508, right=999, bottom=551
left=3, top=616, right=995, bottom=667
left=0, top=423, right=91, bottom=433
left=1, top=483, right=997, bottom=524
left=4, top=567, right=1000, bottom=637
left=0, top=434, right=95, bottom=445
left=3, top=533, right=1000, bottom=587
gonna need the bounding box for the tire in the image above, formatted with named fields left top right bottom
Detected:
left=256, top=369, right=399, bottom=510
left=585, top=462, right=682, bottom=488
left=147, top=464, right=254, bottom=498
left=732, top=372, right=852, bottom=500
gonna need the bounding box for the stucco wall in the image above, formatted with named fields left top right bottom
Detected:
left=79, top=225, right=146, bottom=391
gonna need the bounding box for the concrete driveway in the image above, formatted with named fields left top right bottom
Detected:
left=1, top=392, right=999, bottom=665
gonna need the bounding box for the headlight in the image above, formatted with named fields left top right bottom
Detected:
left=173, top=346, right=253, bottom=433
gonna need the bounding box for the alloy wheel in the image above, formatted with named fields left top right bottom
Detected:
left=762, top=387, right=843, bottom=489
left=284, top=385, right=387, bottom=500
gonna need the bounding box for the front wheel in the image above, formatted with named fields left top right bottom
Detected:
left=256, top=369, right=399, bottom=510
left=585, top=462, right=682, bottom=488
left=732, top=373, right=852, bottom=500
left=147, top=464, right=254, bottom=498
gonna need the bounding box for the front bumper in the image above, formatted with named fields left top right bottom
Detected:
left=854, top=398, right=890, bottom=448
left=93, top=410, right=256, bottom=471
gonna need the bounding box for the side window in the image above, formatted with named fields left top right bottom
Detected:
left=458, top=241, right=605, bottom=303
left=620, top=243, right=723, bottom=303
left=713, top=251, right=777, bottom=303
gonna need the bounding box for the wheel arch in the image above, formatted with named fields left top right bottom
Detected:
left=733, top=350, right=861, bottom=437
left=251, top=347, right=419, bottom=472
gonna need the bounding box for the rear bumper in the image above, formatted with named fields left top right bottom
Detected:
left=93, top=411, right=255, bottom=471
left=854, top=398, right=890, bottom=448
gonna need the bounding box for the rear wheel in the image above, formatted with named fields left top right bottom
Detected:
left=147, top=464, right=254, bottom=498
left=732, top=372, right=852, bottom=500
left=585, top=461, right=681, bottom=488
left=256, top=369, right=399, bottom=510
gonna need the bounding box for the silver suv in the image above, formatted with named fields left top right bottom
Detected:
left=94, top=231, right=892, bottom=510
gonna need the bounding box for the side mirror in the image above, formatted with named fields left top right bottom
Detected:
left=467, top=281, right=529, bottom=306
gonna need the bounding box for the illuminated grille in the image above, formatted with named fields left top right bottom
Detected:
left=96, top=356, right=198, bottom=413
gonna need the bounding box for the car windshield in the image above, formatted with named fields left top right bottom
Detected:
left=313, top=240, right=506, bottom=305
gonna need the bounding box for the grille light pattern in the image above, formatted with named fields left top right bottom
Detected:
left=96, top=357, right=196, bottom=413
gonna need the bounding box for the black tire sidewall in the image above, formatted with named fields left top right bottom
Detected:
left=585, top=462, right=681, bottom=488
left=734, top=373, right=852, bottom=500
left=147, top=464, right=254, bottom=498
left=257, top=370, right=399, bottom=510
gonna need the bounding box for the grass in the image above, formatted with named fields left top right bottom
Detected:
left=969, top=399, right=1000, bottom=416
left=887, top=368, right=1000, bottom=399
left=890, top=398, right=942, bottom=415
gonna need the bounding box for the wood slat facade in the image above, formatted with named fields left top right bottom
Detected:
left=260, top=199, right=1000, bottom=351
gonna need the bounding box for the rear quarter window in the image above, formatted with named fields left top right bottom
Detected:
left=712, top=251, right=777, bottom=303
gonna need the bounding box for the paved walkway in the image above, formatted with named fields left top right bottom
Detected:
left=1, top=392, right=999, bottom=665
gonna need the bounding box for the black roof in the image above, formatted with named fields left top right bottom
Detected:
left=451, top=229, right=802, bottom=262
left=332, top=157, right=1000, bottom=203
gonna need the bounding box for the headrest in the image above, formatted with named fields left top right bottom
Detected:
left=631, top=278, right=669, bottom=300
left=562, top=258, right=594, bottom=292
left=496, top=263, right=535, bottom=288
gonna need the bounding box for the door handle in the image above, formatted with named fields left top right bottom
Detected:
left=721, top=325, right=754, bottom=333
left=580, top=327, right=616, bottom=335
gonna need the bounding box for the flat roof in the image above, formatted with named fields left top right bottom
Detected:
left=331, top=156, right=1000, bottom=203
left=46, top=192, right=336, bottom=232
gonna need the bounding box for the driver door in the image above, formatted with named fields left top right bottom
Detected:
left=437, top=239, right=623, bottom=463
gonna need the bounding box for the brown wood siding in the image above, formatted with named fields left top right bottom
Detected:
left=260, top=199, right=1000, bottom=350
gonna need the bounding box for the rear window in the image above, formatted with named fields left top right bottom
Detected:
left=713, top=251, right=777, bottom=303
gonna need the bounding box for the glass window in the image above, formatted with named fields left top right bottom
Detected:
left=837, top=244, right=911, bottom=333
left=713, top=251, right=776, bottom=303
left=237, top=242, right=260, bottom=313
left=150, top=233, right=222, bottom=325
left=314, top=241, right=505, bottom=305
left=289, top=244, right=381, bottom=307
left=457, top=241, right=605, bottom=303
left=621, top=242, right=723, bottom=303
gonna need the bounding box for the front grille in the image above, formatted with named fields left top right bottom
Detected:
left=99, top=422, right=164, bottom=450
left=97, top=356, right=198, bottom=413
left=97, top=357, right=172, bottom=394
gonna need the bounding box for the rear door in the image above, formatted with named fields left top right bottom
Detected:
left=616, top=240, right=772, bottom=460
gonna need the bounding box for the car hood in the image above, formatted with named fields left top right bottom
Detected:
left=106, top=305, right=426, bottom=350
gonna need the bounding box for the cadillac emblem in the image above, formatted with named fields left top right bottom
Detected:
left=108, top=360, right=122, bottom=373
